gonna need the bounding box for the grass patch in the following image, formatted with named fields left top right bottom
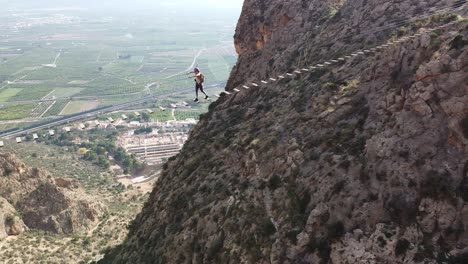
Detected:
left=0, top=88, right=23, bottom=102
left=50, top=88, right=84, bottom=98
left=59, top=100, right=100, bottom=115
left=0, top=103, right=35, bottom=120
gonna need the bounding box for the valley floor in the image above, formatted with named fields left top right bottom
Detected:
left=0, top=142, right=158, bottom=264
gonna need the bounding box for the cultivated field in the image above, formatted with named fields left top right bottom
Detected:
left=60, top=100, right=101, bottom=115
left=0, top=88, right=22, bottom=102
left=0, top=9, right=237, bottom=125
left=0, top=103, right=35, bottom=120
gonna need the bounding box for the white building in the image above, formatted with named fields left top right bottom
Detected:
left=129, top=121, right=141, bottom=128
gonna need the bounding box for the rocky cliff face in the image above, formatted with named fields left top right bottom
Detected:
left=101, top=1, right=468, bottom=263
left=0, top=197, right=26, bottom=239
left=0, top=153, right=103, bottom=237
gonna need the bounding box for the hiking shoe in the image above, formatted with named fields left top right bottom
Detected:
left=205, top=95, right=209, bottom=100
left=194, top=98, right=199, bottom=102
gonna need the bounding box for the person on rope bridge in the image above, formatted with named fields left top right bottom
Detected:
left=187, top=67, right=209, bottom=102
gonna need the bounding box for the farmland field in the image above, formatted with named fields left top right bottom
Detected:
left=175, top=110, right=205, bottom=121
left=0, top=7, right=238, bottom=125
left=0, top=88, right=22, bottom=102
left=0, top=103, right=35, bottom=120
left=49, top=88, right=84, bottom=98
left=60, top=100, right=101, bottom=115
left=150, top=111, right=175, bottom=122
left=42, top=100, right=70, bottom=117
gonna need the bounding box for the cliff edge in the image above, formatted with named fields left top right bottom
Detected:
left=100, top=1, right=468, bottom=263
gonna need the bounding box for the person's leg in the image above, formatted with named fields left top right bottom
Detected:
left=200, top=84, right=209, bottom=99
left=194, top=83, right=199, bottom=101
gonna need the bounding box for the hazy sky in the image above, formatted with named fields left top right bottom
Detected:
left=161, top=0, right=244, bottom=8
left=1, top=0, right=245, bottom=10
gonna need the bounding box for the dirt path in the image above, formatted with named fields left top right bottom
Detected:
left=52, top=49, right=62, bottom=65
left=165, top=48, right=206, bottom=79
left=0, top=74, right=29, bottom=91
left=38, top=101, right=55, bottom=118
left=87, top=216, right=115, bottom=237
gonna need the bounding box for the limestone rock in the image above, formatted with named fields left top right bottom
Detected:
left=0, top=197, right=27, bottom=239
left=0, top=153, right=104, bottom=236
left=100, top=1, right=468, bottom=263
left=18, top=182, right=102, bottom=234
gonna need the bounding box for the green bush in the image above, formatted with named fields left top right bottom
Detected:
left=134, top=127, right=153, bottom=135
left=449, top=35, right=468, bottom=50
left=262, top=219, right=277, bottom=236
left=395, top=239, right=410, bottom=256
left=4, top=167, right=13, bottom=176
left=207, top=234, right=225, bottom=259
left=5, top=215, right=15, bottom=226
left=420, top=170, right=454, bottom=199
left=327, top=220, right=345, bottom=240
left=459, top=116, right=468, bottom=139
left=268, top=174, right=282, bottom=190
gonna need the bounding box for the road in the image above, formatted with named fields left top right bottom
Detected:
left=41, top=49, right=62, bottom=68
left=0, top=80, right=160, bottom=105
left=0, top=97, right=154, bottom=139
left=0, top=74, right=30, bottom=91
left=0, top=84, right=222, bottom=139
left=102, top=73, right=136, bottom=85
left=0, top=118, right=49, bottom=124
left=53, top=49, right=62, bottom=65
left=0, top=81, right=221, bottom=108
left=42, top=89, right=56, bottom=100
left=40, top=101, right=56, bottom=118
left=187, top=49, right=206, bottom=71
left=165, top=48, right=206, bottom=79
left=0, top=88, right=149, bottom=105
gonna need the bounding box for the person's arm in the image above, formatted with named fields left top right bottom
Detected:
left=186, top=71, right=197, bottom=79
left=188, top=73, right=202, bottom=80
